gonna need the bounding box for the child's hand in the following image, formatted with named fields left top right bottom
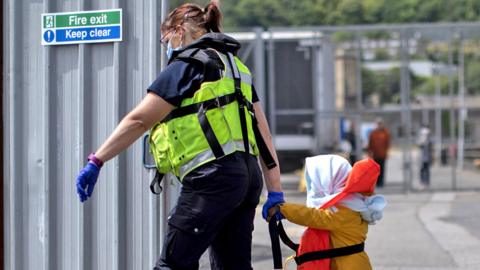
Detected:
left=266, top=204, right=284, bottom=222
left=268, top=205, right=279, bottom=218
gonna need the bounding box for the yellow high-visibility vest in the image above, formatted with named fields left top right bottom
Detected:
left=149, top=49, right=259, bottom=180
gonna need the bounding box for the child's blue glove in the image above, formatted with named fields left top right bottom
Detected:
left=262, top=191, right=285, bottom=221
left=76, top=162, right=100, bottom=203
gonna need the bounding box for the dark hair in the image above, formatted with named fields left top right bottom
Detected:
left=161, top=1, right=222, bottom=34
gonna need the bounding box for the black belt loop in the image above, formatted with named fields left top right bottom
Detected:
left=197, top=103, right=225, bottom=159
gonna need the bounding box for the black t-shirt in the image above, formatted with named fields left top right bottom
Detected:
left=147, top=52, right=259, bottom=107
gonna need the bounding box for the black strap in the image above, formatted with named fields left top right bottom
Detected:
left=162, top=93, right=277, bottom=169
left=228, top=52, right=283, bottom=270
left=294, top=242, right=365, bottom=265
left=276, top=220, right=364, bottom=266
left=197, top=103, right=225, bottom=159
left=252, top=121, right=277, bottom=169
left=162, top=93, right=237, bottom=122
left=151, top=50, right=277, bottom=195
left=150, top=171, right=165, bottom=194
left=268, top=219, right=283, bottom=269
left=228, top=52, right=279, bottom=269
left=277, top=220, right=299, bottom=251
left=226, top=53, right=250, bottom=158
left=228, top=55, right=276, bottom=169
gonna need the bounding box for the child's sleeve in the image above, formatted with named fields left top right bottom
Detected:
left=279, top=203, right=341, bottom=231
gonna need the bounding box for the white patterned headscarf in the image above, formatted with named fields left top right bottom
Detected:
left=304, top=154, right=386, bottom=224
left=305, top=155, right=352, bottom=208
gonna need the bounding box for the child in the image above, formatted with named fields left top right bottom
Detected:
left=270, top=155, right=386, bottom=270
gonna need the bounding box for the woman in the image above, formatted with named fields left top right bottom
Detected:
left=75, top=1, right=284, bottom=269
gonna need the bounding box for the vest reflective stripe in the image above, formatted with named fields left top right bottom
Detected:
left=217, top=52, right=252, bottom=85
left=225, top=70, right=252, bottom=86
left=179, top=140, right=254, bottom=180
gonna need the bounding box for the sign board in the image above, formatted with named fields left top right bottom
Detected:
left=41, top=9, right=122, bottom=45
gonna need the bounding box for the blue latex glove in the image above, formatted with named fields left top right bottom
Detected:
left=262, top=191, right=285, bottom=221
left=76, top=162, right=100, bottom=203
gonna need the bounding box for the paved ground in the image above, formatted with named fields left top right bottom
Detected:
left=199, top=150, right=480, bottom=269
left=251, top=150, right=480, bottom=270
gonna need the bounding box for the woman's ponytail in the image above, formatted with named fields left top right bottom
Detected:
left=203, top=1, right=222, bottom=33
left=161, top=1, right=222, bottom=36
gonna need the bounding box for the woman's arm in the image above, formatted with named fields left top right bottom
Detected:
left=94, top=92, right=174, bottom=162
left=253, top=102, right=282, bottom=192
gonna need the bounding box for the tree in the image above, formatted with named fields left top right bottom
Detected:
left=166, top=0, right=480, bottom=28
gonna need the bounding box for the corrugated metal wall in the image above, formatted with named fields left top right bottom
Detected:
left=1, top=0, right=4, bottom=266
left=2, top=1, right=181, bottom=269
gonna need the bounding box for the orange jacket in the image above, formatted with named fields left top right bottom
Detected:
left=367, top=128, right=390, bottom=159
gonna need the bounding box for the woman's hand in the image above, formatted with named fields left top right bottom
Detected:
left=76, top=162, right=101, bottom=202
left=262, top=191, right=285, bottom=221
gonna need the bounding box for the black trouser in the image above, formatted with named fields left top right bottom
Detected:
left=420, top=162, right=430, bottom=186
left=154, top=152, right=263, bottom=270
left=374, top=158, right=386, bottom=187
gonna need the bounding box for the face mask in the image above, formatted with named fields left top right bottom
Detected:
left=166, top=31, right=183, bottom=60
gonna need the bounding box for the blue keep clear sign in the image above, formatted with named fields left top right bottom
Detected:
left=41, top=9, right=122, bottom=45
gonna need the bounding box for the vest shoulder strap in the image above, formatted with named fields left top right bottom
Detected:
left=174, top=48, right=223, bottom=72
left=175, top=48, right=209, bottom=64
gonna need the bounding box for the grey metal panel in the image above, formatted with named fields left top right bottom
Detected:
left=5, top=0, right=25, bottom=268
left=4, top=0, right=172, bottom=269
left=23, top=0, right=50, bottom=269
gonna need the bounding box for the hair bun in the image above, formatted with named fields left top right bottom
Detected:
left=203, top=1, right=222, bottom=32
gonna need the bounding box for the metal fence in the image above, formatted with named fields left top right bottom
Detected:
left=4, top=1, right=480, bottom=269
left=231, top=22, right=480, bottom=192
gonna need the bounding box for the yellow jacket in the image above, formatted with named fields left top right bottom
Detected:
left=279, top=203, right=372, bottom=270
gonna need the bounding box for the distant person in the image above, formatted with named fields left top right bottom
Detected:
left=268, top=155, right=386, bottom=270
left=367, top=118, right=391, bottom=187
left=417, top=125, right=433, bottom=189
left=344, top=121, right=357, bottom=165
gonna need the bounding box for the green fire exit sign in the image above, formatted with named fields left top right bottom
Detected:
left=42, top=9, right=122, bottom=45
